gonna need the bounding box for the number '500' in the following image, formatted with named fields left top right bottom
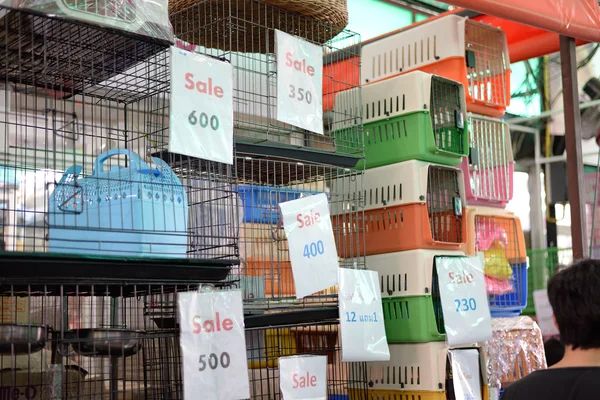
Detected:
left=189, top=111, right=219, bottom=130
left=199, top=352, right=230, bottom=371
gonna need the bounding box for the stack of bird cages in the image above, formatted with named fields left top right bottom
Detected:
left=459, top=114, right=514, bottom=207
left=332, top=71, right=469, bottom=169
left=348, top=342, right=489, bottom=400
left=167, top=0, right=363, bottom=156
left=360, top=14, right=511, bottom=118
left=236, top=155, right=365, bottom=307
left=465, top=206, right=527, bottom=317
left=0, top=6, right=240, bottom=265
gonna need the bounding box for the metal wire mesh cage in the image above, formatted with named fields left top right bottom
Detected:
left=366, top=250, right=466, bottom=344
left=459, top=114, right=514, bottom=207
left=331, top=71, right=468, bottom=169
left=332, top=160, right=466, bottom=256
left=235, top=155, right=365, bottom=307
left=360, top=14, right=511, bottom=117
left=0, top=8, right=239, bottom=264
left=349, top=343, right=489, bottom=399
left=466, top=206, right=527, bottom=317
left=168, top=0, right=362, bottom=155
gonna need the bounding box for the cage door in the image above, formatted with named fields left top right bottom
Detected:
left=430, top=77, right=465, bottom=155
left=427, top=166, right=463, bottom=243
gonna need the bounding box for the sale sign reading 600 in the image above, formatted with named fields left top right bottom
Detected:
left=169, top=47, right=234, bottom=165
left=178, top=290, right=249, bottom=400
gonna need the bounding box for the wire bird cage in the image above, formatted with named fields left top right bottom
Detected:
left=167, top=0, right=363, bottom=155
left=360, top=14, right=511, bottom=117
left=466, top=206, right=527, bottom=317
left=366, top=250, right=466, bottom=344
left=0, top=7, right=240, bottom=264
left=524, top=247, right=572, bottom=316
left=332, top=71, right=468, bottom=169
left=245, top=320, right=366, bottom=398
left=332, top=160, right=466, bottom=256
left=0, top=282, right=213, bottom=400
left=459, top=114, right=514, bottom=207
left=348, top=343, right=489, bottom=400
left=235, top=155, right=365, bottom=307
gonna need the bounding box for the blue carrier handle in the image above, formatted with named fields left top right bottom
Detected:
left=92, top=149, right=147, bottom=175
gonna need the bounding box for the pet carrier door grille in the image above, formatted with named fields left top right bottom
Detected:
left=430, top=76, right=465, bottom=155
left=427, top=166, right=463, bottom=244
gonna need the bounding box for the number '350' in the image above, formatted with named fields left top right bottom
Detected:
left=199, top=352, right=230, bottom=371
left=288, top=85, right=313, bottom=104
left=454, top=298, right=477, bottom=312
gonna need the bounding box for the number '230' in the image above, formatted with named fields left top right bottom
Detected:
left=454, top=298, right=477, bottom=312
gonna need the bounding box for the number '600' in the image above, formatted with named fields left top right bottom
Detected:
left=189, top=111, right=219, bottom=130
left=199, top=352, right=230, bottom=371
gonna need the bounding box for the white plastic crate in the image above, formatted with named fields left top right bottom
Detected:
left=361, top=15, right=510, bottom=116
left=354, top=342, right=487, bottom=392
left=330, top=160, right=466, bottom=214
left=366, top=249, right=466, bottom=298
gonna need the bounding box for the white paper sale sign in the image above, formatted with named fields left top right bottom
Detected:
left=279, top=355, right=327, bottom=400
left=178, top=290, right=249, bottom=400
left=436, top=256, right=492, bottom=346
left=338, top=268, right=390, bottom=362
left=279, top=193, right=338, bottom=298
left=169, top=47, right=234, bottom=165
left=275, top=30, right=324, bottom=134
left=449, top=349, right=483, bottom=400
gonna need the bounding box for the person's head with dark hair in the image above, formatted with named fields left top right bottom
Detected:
left=546, top=259, right=600, bottom=368
left=544, top=338, right=565, bottom=367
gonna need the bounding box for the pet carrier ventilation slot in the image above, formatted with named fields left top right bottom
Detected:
left=333, top=161, right=466, bottom=255
left=366, top=250, right=465, bottom=343
left=361, top=15, right=511, bottom=117
left=460, top=114, right=514, bottom=206
left=348, top=342, right=488, bottom=399
left=466, top=206, right=527, bottom=317
left=331, top=71, right=468, bottom=169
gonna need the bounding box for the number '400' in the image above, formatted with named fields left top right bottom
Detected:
left=199, top=352, right=230, bottom=371
left=303, top=240, right=324, bottom=259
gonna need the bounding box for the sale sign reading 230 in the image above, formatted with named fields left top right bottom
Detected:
left=279, top=193, right=339, bottom=299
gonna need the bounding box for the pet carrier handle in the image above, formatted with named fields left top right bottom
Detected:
left=93, top=149, right=147, bottom=175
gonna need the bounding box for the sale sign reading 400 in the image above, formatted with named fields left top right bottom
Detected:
left=169, top=47, right=234, bottom=165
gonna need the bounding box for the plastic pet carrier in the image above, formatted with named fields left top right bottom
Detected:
left=348, top=342, right=489, bottom=400
left=466, top=206, right=527, bottom=317
left=460, top=114, right=514, bottom=207
left=367, top=249, right=466, bottom=343
left=361, top=15, right=510, bottom=117
left=332, top=161, right=467, bottom=255
left=48, top=149, right=188, bottom=257
left=332, top=71, right=468, bottom=169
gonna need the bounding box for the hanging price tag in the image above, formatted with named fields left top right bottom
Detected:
left=275, top=30, right=324, bottom=134
left=449, top=349, right=483, bottom=400
left=338, top=268, right=390, bottom=362
left=436, top=256, right=492, bottom=346
left=279, top=193, right=338, bottom=298
left=169, top=47, right=234, bottom=165
left=279, top=355, right=327, bottom=400
left=178, top=290, right=249, bottom=400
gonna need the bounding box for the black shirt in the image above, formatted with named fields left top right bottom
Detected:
left=501, top=368, right=600, bottom=400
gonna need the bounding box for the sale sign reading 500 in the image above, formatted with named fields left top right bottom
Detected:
left=279, top=193, right=338, bottom=299
left=169, top=47, right=234, bottom=165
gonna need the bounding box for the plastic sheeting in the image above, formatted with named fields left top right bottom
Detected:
left=481, top=316, right=547, bottom=390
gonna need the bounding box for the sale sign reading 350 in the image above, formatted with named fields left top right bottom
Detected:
left=169, top=47, right=234, bottom=165
left=178, top=290, right=249, bottom=400
left=279, top=193, right=338, bottom=299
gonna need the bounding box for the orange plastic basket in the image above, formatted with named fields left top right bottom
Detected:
left=334, top=203, right=466, bottom=256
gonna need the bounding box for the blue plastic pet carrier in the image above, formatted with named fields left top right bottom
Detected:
left=48, top=149, right=188, bottom=257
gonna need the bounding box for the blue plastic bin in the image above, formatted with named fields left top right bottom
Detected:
left=236, top=185, right=323, bottom=224
left=489, top=262, right=528, bottom=317
left=48, top=149, right=188, bottom=257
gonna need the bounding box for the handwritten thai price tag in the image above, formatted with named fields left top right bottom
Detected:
left=338, top=268, right=390, bottom=362
left=178, top=290, right=249, bottom=400
left=279, top=355, right=327, bottom=400
left=275, top=30, right=323, bottom=134
left=449, top=349, right=483, bottom=400
left=279, top=193, right=338, bottom=298
left=169, top=47, right=234, bottom=165
left=436, top=256, right=492, bottom=346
